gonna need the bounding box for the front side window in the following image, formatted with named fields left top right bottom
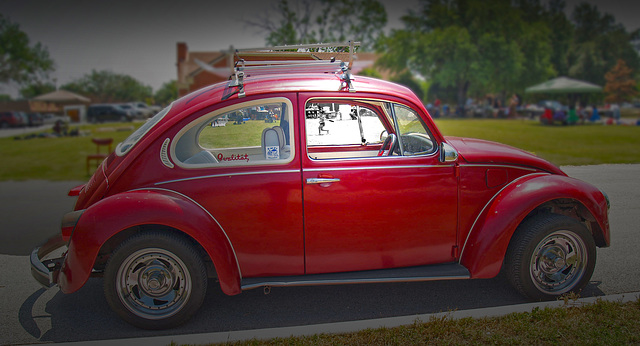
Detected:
left=173, top=97, right=294, bottom=167
left=305, top=100, right=387, bottom=160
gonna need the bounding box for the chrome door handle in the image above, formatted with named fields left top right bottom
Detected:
left=306, top=178, right=340, bottom=184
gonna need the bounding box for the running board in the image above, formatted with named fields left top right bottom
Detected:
left=241, top=263, right=470, bottom=291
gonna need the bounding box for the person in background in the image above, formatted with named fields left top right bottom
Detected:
left=508, top=94, right=518, bottom=118
left=590, top=105, right=600, bottom=122
left=611, top=103, right=621, bottom=125
left=567, top=106, right=578, bottom=125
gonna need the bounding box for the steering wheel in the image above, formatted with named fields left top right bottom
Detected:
left=377, top=133, right=397, bottom=156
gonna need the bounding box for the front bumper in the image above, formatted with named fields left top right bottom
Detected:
left=30, top=235, right=67, bottom=288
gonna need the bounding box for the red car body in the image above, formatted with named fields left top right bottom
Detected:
left=32, top=67, right=610, bottom=329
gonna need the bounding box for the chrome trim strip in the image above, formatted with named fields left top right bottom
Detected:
left=304, top=164, right=453, bottom=173
left=132, top=187, right=243, bottom=279
left=458, top=172, right=549, bottom=263
left=461, top=164, right=538, bottom=172
left=308, top=151, right=439, bottom=162
left=154, top=169, right=301, bottom=186
left=241, top=275, right=470, bottom=290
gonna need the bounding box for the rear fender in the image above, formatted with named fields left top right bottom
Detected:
left=59, top=188, right=241, bottom=295
left=459, top=173, right=610, bottom=278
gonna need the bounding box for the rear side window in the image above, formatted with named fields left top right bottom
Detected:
left=172, top=97, right=295, bottom=167
left=116, top=104, right=171, bottom=156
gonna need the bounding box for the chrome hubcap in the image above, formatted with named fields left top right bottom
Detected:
left=116, top=248, right=191, bottom=319
left=530, top=230, right=587, bottom=294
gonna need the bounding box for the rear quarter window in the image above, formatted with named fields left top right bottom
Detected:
left=172, top=97, right=295, bottom=167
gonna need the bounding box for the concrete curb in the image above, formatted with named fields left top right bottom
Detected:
left=56, top=292, right=640, bottom=346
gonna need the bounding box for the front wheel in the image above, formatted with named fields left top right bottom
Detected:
left=104, top=231, right=207, bottom=329
left=505, top=214, right=596, bottom=300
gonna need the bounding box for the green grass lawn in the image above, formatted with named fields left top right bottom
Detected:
left=0, top=122, right=138, bottom=181
left=1, top=118, right=639, bottom=181
left=435, top=118, right=640, bottom=166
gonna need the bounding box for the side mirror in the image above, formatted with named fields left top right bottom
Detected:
left=439, top=142, right=458, bottom=163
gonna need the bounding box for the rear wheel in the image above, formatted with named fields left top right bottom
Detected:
left=505, top=214, right=596, bottom=300
left=104, top=231, right=207, bottom=329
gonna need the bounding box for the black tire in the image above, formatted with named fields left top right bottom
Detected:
left=505, top=214, right=596, bottom=300
left=104, top=231, right=207, bottom=329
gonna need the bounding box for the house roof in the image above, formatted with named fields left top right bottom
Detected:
left=32, top=89, right=91, bottom=103
left=179, top=51, right=228, bottom=83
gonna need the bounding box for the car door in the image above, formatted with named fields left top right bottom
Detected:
left=301, top=96, right=458, bottom=274
left=166, top=95, right=305, bottom=278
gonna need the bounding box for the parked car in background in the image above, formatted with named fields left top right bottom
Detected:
left=148, top=104, right=162, bottom=113
left=130, top=102, right=155, bottom=118
left=42, top=113, right=71, bottom=125
left=87, top=104, right=133, bottom=123
left=0, top=111, right=26, bottom=128
left=118, top=104, right=140, bottom=119
left=31, top=54, right=610, bottom=330
left=26, top=113, right=44, bottom=127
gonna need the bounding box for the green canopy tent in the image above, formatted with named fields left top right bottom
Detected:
left=525, top=77, right=603, bottom=123
left=525, top=76, right=602, bottom=94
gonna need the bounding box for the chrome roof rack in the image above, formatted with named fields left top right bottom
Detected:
left=219, top=41, right=360, bottom=100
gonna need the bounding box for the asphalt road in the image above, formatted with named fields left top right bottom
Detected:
left=1, top=164, right=639, bottom=345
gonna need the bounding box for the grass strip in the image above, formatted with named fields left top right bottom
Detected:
left=209, top=298, right=640, bottom=345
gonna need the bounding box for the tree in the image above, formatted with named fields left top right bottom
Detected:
left=377, top=0, right=554, bottom=105
left=542, top=0, right=574, bottom=77
left=0, top=14, right=54, bottom=86
left=568, top=3, right=639, bottom=86
left=604, top=59, right=638, bottom=103
left=246, top=0, right=387, bottom=51
left=61, top=70, right=152, bottom=103
left=19, top=81, right=56, bottom=99
left=154, top=80, right=178, bottom=106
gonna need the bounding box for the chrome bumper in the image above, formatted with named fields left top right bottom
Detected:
left=30, top=235, right=67, bottom=288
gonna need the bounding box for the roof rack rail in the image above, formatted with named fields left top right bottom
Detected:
left=219, top=41, right=360, bottom=100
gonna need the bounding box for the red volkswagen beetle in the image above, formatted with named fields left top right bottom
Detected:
left=31, top=57, right=610, bottom=329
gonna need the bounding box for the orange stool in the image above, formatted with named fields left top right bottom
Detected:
left=86, top=138, right=113, bottom=175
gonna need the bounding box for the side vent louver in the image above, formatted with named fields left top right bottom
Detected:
left=160, top=138, right=174, bottom=168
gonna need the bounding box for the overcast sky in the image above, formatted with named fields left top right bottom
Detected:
left=0, top=0, right=637, bottom=98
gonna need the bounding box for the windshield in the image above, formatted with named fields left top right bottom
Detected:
left=115, top=104, right=171, bottom=156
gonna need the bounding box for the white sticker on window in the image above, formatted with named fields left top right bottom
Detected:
left=266, top=146, right=280, bottom=160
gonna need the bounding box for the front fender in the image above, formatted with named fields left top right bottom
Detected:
left=58, top=188, right=241, bottom=295
left=459, top=173, right=610, bottom=279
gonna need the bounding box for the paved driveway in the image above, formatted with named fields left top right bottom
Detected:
left=0, top=124, right=54, bottom=139
left=1, top=164, right=639, bottom=345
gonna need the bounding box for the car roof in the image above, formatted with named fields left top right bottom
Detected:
left=127, top=72, right=440, bottom=158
